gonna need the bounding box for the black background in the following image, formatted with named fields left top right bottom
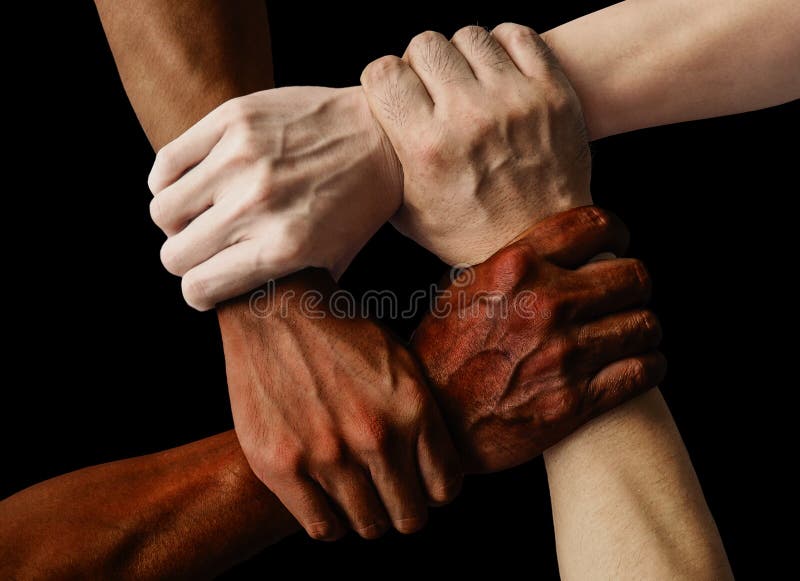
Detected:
left=3, top=1, right=796, bottom=578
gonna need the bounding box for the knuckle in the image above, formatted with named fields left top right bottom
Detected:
left=181, top=272, right=211, bottom=311
left=226, top=129, right=261, bottom=165
left=221, top=96, right=253, bottom=125
left=493, top=22, right=536, bottom=43
left=409, top=30, right=443, bottom=52
left=311, top=438, right=347, bottom=470
left=409, top=31, right=451, bottom=74
left=410, top=134, right=447, bottom=168
left=458, top=26, right=507, bottom=66
left=149, top=196, right=165, bottom=229
left=453, top=25, right=485, bottom=45
left=546, top=85, right=575, bottom=115
left=362, top=55, right=403, bottom=84
left=637, top=310, right=661, bottom=338
left=150, top=149, right=175, bottom=189
left=159, top=240, right=183, bottom=275
left=581, top=206, right=611, bottom=231
left=270, top=446, right=305, bottom=478
left=469, top=114, right=497, bottom=139
left=626, top=359, right=648, bottom=387
left=355, top=414, right=393, bottom=458
left=629, top=260, right=652, bottom=295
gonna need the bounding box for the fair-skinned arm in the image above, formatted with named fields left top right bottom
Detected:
left=147, top=0, right=799, bottom=306
left=360, top=24, right=732, bottom=579
left=544, top=0, right=799, bottom=141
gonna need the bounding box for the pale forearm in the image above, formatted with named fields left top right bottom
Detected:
left=543, top=0, right=800, bottom=140
left=544, top=390, right=732, bottom=580
left=0, top=432, right=299, bottom=579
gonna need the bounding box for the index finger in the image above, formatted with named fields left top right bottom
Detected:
left=148, top=97, right=238, bottom=193
left=360, top=55, right=434, bottom=156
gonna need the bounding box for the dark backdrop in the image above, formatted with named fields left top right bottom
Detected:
left=3, top=1, right=795, bottom=578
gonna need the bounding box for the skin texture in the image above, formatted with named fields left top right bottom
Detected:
left=546, top=391, right=734, bottom=580
left=543, top=0, right=800, bottom=140
left=412, top=208, right=663, bottom=472
left=94, top=0, right=274, bottom=147
left=90, top=1, right=738, bottom=576
left=362, top=24, right=733, bottom=579
left=148, top=1, right=800, bottom=307
left=0, top=432, right=298, bottom=580
left=95, top=0, right=460, bottom=540
left=149, top=86, right=401, bottom=310
left=362, top=24, right=592, bottom=265
left=214, top=26, right=600, bottom=540
left=218, top=272, right=462, bottom=539
left=0, top=208, right=664, bottom=579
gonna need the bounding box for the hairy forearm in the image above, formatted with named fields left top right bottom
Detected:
left=0, top=432, right=299, bottom=579
left=543, top=0, right=799, bottom=140
left=94, top=0, right=273, bottom=149
left=544, top=391, right=733, bottom=580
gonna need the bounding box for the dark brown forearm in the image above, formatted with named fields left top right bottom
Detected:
left=0, top=432, right=299, bottom=580
left=94, top=0, right=273, bottom=150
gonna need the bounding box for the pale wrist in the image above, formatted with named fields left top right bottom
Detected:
left=343, top=86, right=404, bottom=214
left=432, top=189, right=593, bottom=266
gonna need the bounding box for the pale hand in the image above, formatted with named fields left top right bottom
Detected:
left=148, top=86, right=402, bottom=310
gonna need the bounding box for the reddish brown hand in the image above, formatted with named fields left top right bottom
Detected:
left=218, top=273, right=461, bottom=541
left=2, top=207, right=665, bottom=579
left=413, top=206, right=666, bottom=473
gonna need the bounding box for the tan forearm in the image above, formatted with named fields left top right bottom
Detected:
left=0, top=432, right=299, bottom=580
left=94, top=0, right=273, bottom=149
left=544, top=390, right=733, bottom=580
left=543, top=0, right=800, bottom=140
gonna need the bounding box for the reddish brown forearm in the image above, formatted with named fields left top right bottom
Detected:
left=0, top=432, right=299, bottom=579
left=0, top=5, right=297, bottom=579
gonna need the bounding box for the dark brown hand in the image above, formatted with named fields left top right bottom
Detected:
left=413, top=206, right=666, bottom=472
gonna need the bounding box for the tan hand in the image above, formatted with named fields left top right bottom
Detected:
left=361, top=24, right=591, bottom=265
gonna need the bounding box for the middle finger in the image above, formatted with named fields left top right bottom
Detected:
left=404, top=31, right=476, bottom=103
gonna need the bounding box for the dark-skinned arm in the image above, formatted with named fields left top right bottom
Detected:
left=0, top=432, right=296, bottom=579
left=0, top=208, right=661, bottom=579
left=94, top=0, right=273, bottom=148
